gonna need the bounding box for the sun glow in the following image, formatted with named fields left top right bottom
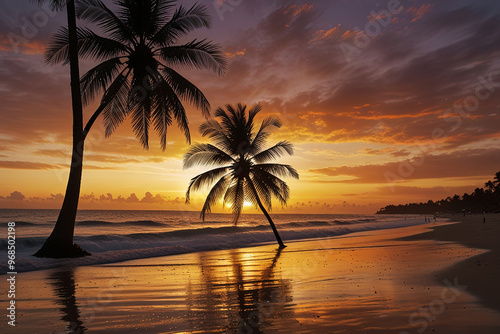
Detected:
left=243, top=201, right=252, bottom=207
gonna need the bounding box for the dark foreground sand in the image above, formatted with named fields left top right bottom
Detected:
left=1, top=215, right=500, bottom=333
left=404, top=213, right=500, bottom=314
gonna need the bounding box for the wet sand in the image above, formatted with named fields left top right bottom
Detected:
left=404, top=213, right=500, bottom=313
left=2, top=217, right=500, bottom=333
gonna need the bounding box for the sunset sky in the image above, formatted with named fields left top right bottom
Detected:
left=1, top=0, right=500, bottom=214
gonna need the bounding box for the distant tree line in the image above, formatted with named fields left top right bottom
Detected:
left=377, top=171, right=500, bottom=215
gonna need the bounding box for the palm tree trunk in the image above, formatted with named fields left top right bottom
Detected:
left=34, top=0, right=90, bottom=258
left=248, top=180, right=285, bottom=248
left=257, top=199, right=286, bottom=248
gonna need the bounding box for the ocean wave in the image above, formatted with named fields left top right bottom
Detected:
left=0, top=214, right=432, bottom=274
left=0, top=221, right=42, bottom=227
left=0, top=225, right=353, bottom=273
left=76, top=220, right=165, bottom=227
left=281, top=221, right=332, bottom=228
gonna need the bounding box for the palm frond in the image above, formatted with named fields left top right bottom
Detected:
left=186, top=166, right=231, bottom=201
left=252, top=141, right=294, bottom=163
left=223, top=178, right=246, bottom=224
left=161, top=66, right=210, bottom=117
left=44, top=27, right=70, bottom=64
left=76, top=0, right=137, bottom=44
left=32, top=0, right=66, bottom=11
left=148, top=0, right=176, bottom=31
left=246, top=176, right=272, bottom=211
left=253, top=163, right=299, bottom=179
left=151, top=3, right=211, bottom=47
left=215, top=104, right=239, bottom=132
left=77, top=27, right=128, bottom=61
left=151, top=96, right=173, bottom=151
left=199, top=119, right=233, bottom=153
left=159, top=39, right=227, bottom=75
left=183, top=143, right=235, bottom=169
left=251, top=169, right=290, bottom=207
left=118, top=0, right=165, bottom=40
left=248, top=115, right=282, bottom=154
left=101, top=71, right=131, bottom=137
left=45, top=27, right=127, bottom=64
left=152, top=73, right=190, bottom=146
left=199, top=173, right=232, bottom=220
left=215, top=104, right=255, bottom=154
left=246, top=104, right=262, bottom=132
left=130, top=95, right=151, bottom=150
left=81, top=57, right=124, bottom=105
left=172, top=92, right=189, bottom=144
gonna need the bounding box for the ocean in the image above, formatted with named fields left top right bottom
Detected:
left=0, top=209, right=434, bottom=273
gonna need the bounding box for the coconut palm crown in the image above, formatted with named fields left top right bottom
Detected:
left=184, top=103, right=299, bottom=247
left=46, top=0, right=227, bottom=150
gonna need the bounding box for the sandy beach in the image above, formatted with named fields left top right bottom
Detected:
left=2, top=215, right=500, bottom=333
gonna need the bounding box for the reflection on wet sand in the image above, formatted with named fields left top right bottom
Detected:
left=47, top=268, right=86, bottom=334
left=186, top=248, right=295, bottom=333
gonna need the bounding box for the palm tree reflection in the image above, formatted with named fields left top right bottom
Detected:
left=186, top=248, right=294, bottom=333
left=48, top=268, right=86, bottom=334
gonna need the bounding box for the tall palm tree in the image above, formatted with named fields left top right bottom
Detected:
left=183, top=103, right=299, bottom=248
left=33, top=0, right=88, bottom=258
left=35, top=0, right=226, bottom=258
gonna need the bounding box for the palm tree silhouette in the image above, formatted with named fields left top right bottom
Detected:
left=184, top=103, right=298, bottom=248
left=494, top=171, right=500, bottom=189
left=33, top=0, right=88, bottom=258
left=485, top=180, right=495, bottom=192
left=485, top=179, right=500, bottom=205
left=35, top=0, right=226, bottom=258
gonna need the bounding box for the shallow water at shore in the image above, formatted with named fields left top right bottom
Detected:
left=3, top=221, right=500, bottom=333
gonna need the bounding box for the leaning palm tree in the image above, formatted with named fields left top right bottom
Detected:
left=35, top=0, right=226, bottom=258
left=184, top=104, right=298, bottom=248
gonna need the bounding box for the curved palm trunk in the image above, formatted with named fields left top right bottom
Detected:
left=257, top=199, right=286, bottom=248
left=34, top=0, right=90, bottom=258
left=248, top=180, right=286, bottom=248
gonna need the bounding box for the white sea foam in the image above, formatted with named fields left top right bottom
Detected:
left=0, top=209, right=434, bottom=273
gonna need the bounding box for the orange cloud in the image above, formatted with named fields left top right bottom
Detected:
left=311, top=25, right=341, bottom=42
left=309, top=148, right=500, bottom=184
left=0, top=161, right=64, bottom=170
left=341, top=30, right=359, bottom=40
left=286, top=4, right=314, bottom=18
left=406, top=4, right=434, bottom=23
left=225, top=48, right=247, bottom=58
left=362, top=148, right=410, bottom=157
left=0, top=33, right=46, bottom=54
left=353, top=104, right=371, bottom=109
left=337, top=109, right=442, bottom=120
